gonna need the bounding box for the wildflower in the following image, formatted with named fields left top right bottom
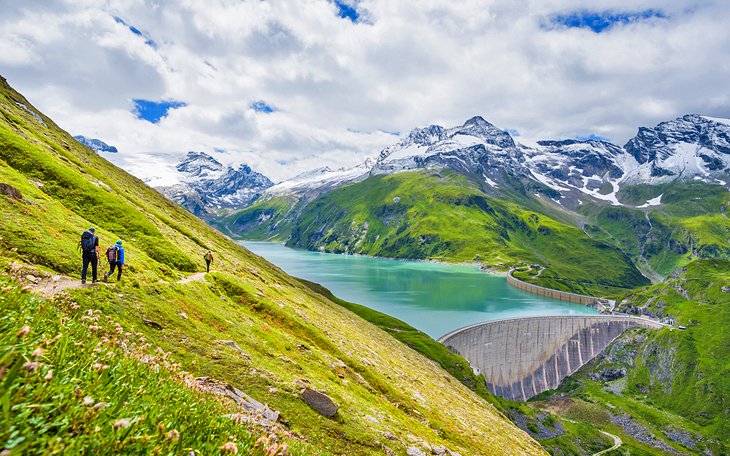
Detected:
left=88, top=325, right=102, bottom=331
left=22, top=361, right=41, bottom=372
left=220, top=442, right=238, bottom=454
left=44, top=369, right=53, bottom=381
left=92, top=363, right=110, bottom=372
left=93, top=402, right=108, bottom=410
left=44, top=334, right=62, bottom=346
left=83, top=396, right=94, bottom=407
left=16, top=325, right=31, bottom=338
left=165, top=429, right=180, bottom=441
left=113, top=418, right=131, bottom=430
left=31, top=347, right=44, bottom=358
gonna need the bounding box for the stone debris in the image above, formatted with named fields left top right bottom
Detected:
left=218, top=340, right=250, bottom=359
left=0, top=183, right=22, bottom=200
left=383, top=432, right=399, bottom=441
left=611, top=414, right=679, bottom=454
left=301, top=387, right=338, bottom=417
left=195, top=377, right=279, bottom=423
left=407, top=447, right=425, bottom=456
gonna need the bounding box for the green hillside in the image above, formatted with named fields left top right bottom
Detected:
left=0, top=77, right=545, bottom=455
left=278, top=171, right=647, bottom=295
left=534, top=259, right=730, bottom=455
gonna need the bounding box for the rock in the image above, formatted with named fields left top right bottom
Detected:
left=383, top=432, right=399, bottom=441
left=383, top=446, right=396, bottom=456
left=196, top=377, right=279, bottom=422
left=51, top=275, right=61, bottom=282
left=142, top=318, right=163, bottom=330
left=0, top=183, right=22, bottom=200
left=24, top=274, right=40, bottom=284
left=432, top=447, right=446, bottom=455
left=407, top=447, right=425, bottom=456
left=178, top=311, right=188, bottom=319
left=301, top=387, right=338, bottom=417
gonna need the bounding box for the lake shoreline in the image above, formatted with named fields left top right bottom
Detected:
left=240, top=241, right=598, bottom=339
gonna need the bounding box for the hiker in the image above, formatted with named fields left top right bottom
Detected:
left=204, top=250, right=214, bottom=273
left=80, top=227, right=99, bottom=284
left=103, top=240, right=125, bottom=282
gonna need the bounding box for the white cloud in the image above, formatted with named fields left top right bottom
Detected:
left=1, top=0, right=729, bottom=182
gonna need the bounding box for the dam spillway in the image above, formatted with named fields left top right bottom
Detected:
left=439, top=315, right=665, bottom=401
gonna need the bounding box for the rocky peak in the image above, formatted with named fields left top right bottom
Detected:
left=176, top=151, right=224, bottom=178
left=454, top=116, right=515, bottom=148
left=624, top=114, right=730, bottom=163
left=74, top=135, right=118, bottom=153
left=405, top=125, right=447, bottom=146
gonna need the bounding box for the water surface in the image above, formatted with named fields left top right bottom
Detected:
left=243, top=242, right=597, bottom=338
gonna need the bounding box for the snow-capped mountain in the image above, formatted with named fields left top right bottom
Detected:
left=622, top=114, right=730, bottom=184
left=262, top=114, right=730, bottom=209
left=157, top=152, right=273, bottom=217
left=267, top=158, right=376, bottom=197
left=74, top=135, right=118, bottom=153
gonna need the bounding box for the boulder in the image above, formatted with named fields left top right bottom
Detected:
left=301, top=387, right=338, bottom=417
left=142, top=318, right=163, bottom=330
left=0, top=183, right=22, bottom=200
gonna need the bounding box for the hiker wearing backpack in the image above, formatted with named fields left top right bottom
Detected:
left=203, top=251, right=214, bottom=273
left=80, top=227, right=99, bottom=284
left=103, top=240, right=125, bottom=282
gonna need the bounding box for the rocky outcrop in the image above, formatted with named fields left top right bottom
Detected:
left=0, top=183, right=22, bottom=200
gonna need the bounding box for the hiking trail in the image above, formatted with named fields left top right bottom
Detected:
left=592, top=431, right=622, bottom=456
left=177, top=272, right=207, bottom=284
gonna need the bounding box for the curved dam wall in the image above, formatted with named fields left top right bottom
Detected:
left=439, top=315, right=665, bottom=401
left=506, top=272, right=600, bottom=306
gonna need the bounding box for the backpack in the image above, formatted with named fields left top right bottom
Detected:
left=106, top=245, right=119, bottom=263
left=204, top=252, right=213, bottom=261
left=81, top=232, right=96, bottom=252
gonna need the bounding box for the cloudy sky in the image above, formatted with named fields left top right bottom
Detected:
left=1, top=0, right=729, bottom=183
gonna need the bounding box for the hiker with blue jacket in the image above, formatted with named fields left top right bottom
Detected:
left=103, top=240, right=125, bottom=282
left=80, top=227, right=99, bottom=284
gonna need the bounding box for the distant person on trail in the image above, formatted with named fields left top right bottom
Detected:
left=80, top=227, right=99, bottom=284
left=103, top=240, right=125, bottom=282
left=204, top=251, right=214, bottom=273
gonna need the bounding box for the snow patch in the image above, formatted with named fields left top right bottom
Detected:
left=637, top=193, right=663, bottom=208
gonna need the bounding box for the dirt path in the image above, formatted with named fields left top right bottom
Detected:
left=28, top=271, right=206, bottom=297
left=177, top=272, right=207, bottom=284
left=32, top=275, right=107, bottom=297
left=593, top=431, right=622, bottom=456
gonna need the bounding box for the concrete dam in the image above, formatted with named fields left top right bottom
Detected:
left=439, top=315, right=665, bottom=401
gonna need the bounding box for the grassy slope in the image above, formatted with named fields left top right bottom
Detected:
left=0, top=283, right=309, bottom=455
left=299, top=279, right=619, bottom=456
left=213, top=195, right=298, bottom=241
left=580, top=182, right=730, bottom=277
left=285, top=171, right=647, bottom=295
left=0, top=78, right=543, bottom=455
left=533, top=259, right=730, bottom=455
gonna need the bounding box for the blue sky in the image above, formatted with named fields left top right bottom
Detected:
left=133, top=99, right=187, bottom=124
left=0, top=0, right=728, bottom=182
left=550, top=10, right=667, bottom=33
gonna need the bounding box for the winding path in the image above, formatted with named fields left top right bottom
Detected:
left=30, top=272, right=208, bottom=297
left=593, top=431, right=622, bottom=456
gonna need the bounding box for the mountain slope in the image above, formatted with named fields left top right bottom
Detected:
left=0, top=76, right=544, bottom=455
left=285, top=170, right=647, bottom=295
